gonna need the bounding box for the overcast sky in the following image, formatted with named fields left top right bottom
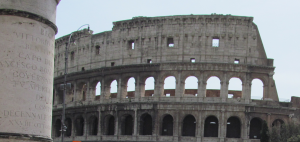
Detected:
left=56, top=0, right=300, bottom=101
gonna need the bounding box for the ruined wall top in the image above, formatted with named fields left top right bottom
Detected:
left=112, top=14, right=254, bottom=30
left=54, top=14, right=273, bottom=77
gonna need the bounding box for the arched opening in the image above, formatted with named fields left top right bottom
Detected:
left=206, top=76, right=221, bottom=97
left=57, top=89, right=63, bottom=104
left=95, top=45, right=100, bottom=55
left=204, top=116, right=218, bottom=137
left=77, top=82, right=87, bottom=101
left=55, top=119, right=61, bottom=137
left=145, top=77, right=155, bottom=97
left=251, top=79, right=264, bottom=100
left=182, top=115, right=196, bottom=136
left=65, top=118, right=72, bottom=137
left=95, top=81, right=101, bottom=98
left=75, top=116, right=84, bottom=136
left=272, top=119, right=284, bottom=127
left=121, top=115, right=133, bottom=135
left=162, top=115, right=173, bottom=136
left=140, top=114, right=152, bottom=135
left=184, top=76, right=198, bottom=96
left=250, top=118, right=262, bottom=139
left=88, top=116, right=98, bottom=135
left=127, top=77, right=135, bottom=98
left=164, top=76, right=176, bottom=97
left=226, top=117, right=241, bottom=138
left=103, top=115, right=115, bottom=135
left=228, top=77, right=243, bottom=98
left=110, top=80, right=118, bottom=98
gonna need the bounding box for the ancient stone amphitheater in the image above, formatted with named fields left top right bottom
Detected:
left=52, top=14, right=300, bottom=142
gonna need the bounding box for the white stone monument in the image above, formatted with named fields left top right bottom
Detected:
left=0, top=0, right=59, bottom=141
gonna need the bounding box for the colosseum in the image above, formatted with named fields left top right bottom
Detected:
left=52, top=14, right=300, bottom=142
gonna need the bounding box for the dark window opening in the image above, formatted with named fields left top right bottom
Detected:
left=121, top=115, right=133, bottom=135
left=190, top=58, right=195, bottom=63
left=140, top=114, right=152, bottom=135
left=71, top=51, right=75, bottom=60
left=111, top=62, right=115, bottom=67
left=182, top=115, right=196, bottom=137
left=204, top=116, right=218, bottom=137
left=167, top=38, right=174, bottom=47
left=95, top=45, right=100, bottom=55
left=129, top=40, right=135, bottom=49
left=272, top=119, right=284, bottom=127
left=212, top=38, right=219, bottom=47
left=75, top=116, right=84, bottom=136
left=234, top=59, right=240, bottom=64
left=250, top=118, right=262, bottom=139
left=81, top=67, right=85, bottom=71
left=226, top=117, right=241, bottom=138
left=89, top=116, right=98, bottom=135
left=162, top=115, right=173, bottom=136
left=104, top=115, right=115, bottom=135
left=55, top=119, right=61, bottom=137
left=65, top=118, right=72, bottom=137
left=147, top=59, right=152, bottom=64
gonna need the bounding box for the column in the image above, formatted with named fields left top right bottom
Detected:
left=267, top=113, right=271, bottom=128
left=220, top=73, right=228, bottom=102
left=198, top=73, right=206, bottom=101
left=97, top=107, right=102, bottom=136
left=175, top=71, right=183, bottom=102
left=219, top=109, right=225, bottom=142
left=135, top=75, right=142, bottom=102
left=0, top=0, right=60, bottom=141
left=196, top=111, right=202, bottom=142
left=84, top=113, right=88, bottom=138
left=133, top=108, right=138, bottom=140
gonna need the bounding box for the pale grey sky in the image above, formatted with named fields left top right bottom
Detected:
left=56, top=0, right=300, bottom=101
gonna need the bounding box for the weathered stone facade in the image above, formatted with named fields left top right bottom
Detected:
left=53, top=14, right=300, bottom=142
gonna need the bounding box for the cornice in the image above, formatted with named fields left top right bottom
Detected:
left=0, top=9, right=58, bottom=34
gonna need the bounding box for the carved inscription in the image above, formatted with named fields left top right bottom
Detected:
left=0, top=17, right=54, bottom=137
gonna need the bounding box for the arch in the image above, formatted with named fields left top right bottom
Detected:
left=184, top=76, right=198, bottom=96
left=182, top=115, right=196, bottom=136
left=251, top=79, right=264, bottom=100
left=139, top=113, right=152, bottom=135
left=226, top=116, right=241, bottom=138
left=272, top=119, right=284, bottom=127
left=204, top=116, right=218, bottom=137
left=206, top=76, right=221, bottom=97
left=65, top=118, right=72, bottom=136
left=95, top=81, right=101, bottom=96
left=76, top=82, right=87, bottom=101
left=75, top=116, right=84, bottom=136
left=57, top=89, right=63, bottom=104
left=145, top=77, right=155, bottom=97
left=110, top=80, right=118, bottom=98
left=88, top=116, right=98, bottom=135
left=121, top=115, right=133, bottom=135
left=228, top=77, right=243, bottom=98
left=54, top=119, right=61, bottom=137
left=164, top=76, right=176, bottom=97
left=250, top=117, right=262, bottom=139
left=103, top=115, right=115, bottom=135
left=161, top=114, right=173, bottom=136
left=127, top=77, right=135, bottom=98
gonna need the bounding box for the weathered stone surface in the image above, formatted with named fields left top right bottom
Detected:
left=0, top=0, right=58, bottom=141
left=52, top=15, right=300, bottom=142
